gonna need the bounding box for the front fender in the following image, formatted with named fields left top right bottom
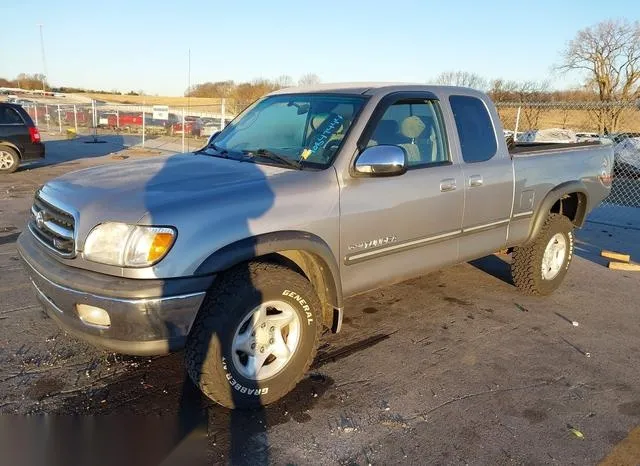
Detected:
left=194, top=230, right=343, bottom=310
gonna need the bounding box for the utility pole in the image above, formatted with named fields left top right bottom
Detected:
left=38, top=24, right=48, bottom=92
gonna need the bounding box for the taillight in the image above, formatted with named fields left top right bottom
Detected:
left=599, top=156, right=613, bottom=187
left=29, top=127, right=41, bottom=143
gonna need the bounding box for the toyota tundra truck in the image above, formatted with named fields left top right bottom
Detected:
left=17, top=84, right=613, bottom=409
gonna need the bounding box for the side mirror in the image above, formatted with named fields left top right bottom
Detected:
left=354, top=145, right=407, bottom=177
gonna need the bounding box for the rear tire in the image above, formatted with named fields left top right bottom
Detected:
left=0, top=146, right=19, bottom=174
left=511, top=214, right=574, bottom=295
left=185, top=262, right=322, bottom=409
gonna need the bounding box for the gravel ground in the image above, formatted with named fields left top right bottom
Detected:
left=1, top=137, right=639, bottom=465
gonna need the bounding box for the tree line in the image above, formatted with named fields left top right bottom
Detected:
left=184, top=73, right=321, bottom=102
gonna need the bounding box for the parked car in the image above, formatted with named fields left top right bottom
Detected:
left=171, top=116, right=203, bottom=137
left=0, top=103, right=44, bottom=173
left=17, top=84, right=613, bottom=408
left=607, top=132, right=640, bottom=178
left=575, top=132, right=602, bottom=143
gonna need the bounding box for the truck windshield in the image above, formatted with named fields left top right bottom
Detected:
left=210, top=94, right=367, bottom=169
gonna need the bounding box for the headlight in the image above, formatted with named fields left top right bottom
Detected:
left=84, top=223, right=176, bottom=267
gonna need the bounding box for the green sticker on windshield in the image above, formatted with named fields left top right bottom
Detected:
left=303, top=113, right=344, bottom=159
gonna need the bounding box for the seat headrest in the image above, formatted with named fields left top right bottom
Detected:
left=400, top=116, right=426, bottom=139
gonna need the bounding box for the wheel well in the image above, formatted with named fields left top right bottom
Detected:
left=0, top=143, right=21, bottom=158
left=550, top=192, right=587, bottom=227
left=251, top=250, right=337, bottom=331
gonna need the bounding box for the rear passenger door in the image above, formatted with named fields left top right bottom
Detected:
left=0, top=106, right=29, bottom=153
left=448, top=95, right=514, bottom=260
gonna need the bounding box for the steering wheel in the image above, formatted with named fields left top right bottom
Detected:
left=321, top=139, right=342, bottom=160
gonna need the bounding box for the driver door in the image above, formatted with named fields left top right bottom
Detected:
left=339, top=94, right=464, bottom=296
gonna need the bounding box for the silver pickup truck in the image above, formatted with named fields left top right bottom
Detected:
left=18, top=84, right=613, bottom=409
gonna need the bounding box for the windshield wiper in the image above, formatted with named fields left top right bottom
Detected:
left=242, top=149, right=302, bottom=170
left=195, top=142, right=229, bottom=158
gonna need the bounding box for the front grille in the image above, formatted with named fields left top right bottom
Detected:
left=30, top=194, right=76, bottom=256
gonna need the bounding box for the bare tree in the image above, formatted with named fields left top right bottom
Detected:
left=274, top=75, right=294, bottom=88
left=298, top=73, right=321, bottom=86
left=515, top=81, right=550, bottom=129
left=558, top=19, right=640, bottom=132
left=433, top=71, right=488, bottom=90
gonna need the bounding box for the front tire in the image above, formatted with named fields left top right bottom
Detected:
left=0, top=146, right=19, bottom=174
left=185, top=262, right=322, bottom=409
left=511, top=214, right=575, bottom=295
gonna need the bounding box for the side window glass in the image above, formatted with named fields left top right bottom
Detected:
left=449, top=95, right=497, bottom=163
left=365, top=100, right=448, bottom=167
left=0, top=107, right=24, bottom=125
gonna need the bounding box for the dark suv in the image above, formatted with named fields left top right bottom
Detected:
left=0, top=103, right=45, bottom=173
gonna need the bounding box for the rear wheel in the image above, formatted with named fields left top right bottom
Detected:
left=0, top=146, right=19, bottom=174
left=185, top=262, right=322, bottom=409
left=511, top=213, right=574, bottom=295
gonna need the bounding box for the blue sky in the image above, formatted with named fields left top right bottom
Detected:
left=0, top=0, right=636, bottom=95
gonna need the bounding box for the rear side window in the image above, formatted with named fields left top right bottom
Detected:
left=0, top=106, right=24, bottom=125
left=449, top=95, right=497, bottom=163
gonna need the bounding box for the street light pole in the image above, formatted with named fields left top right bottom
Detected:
left=38, top=24, right=48, bottom=92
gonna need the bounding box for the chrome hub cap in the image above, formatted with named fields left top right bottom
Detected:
left=231, top=300, right=301, bottom=381
left=0, top=151, right=15, bottom=170
left=542, top=233, right=567, bottom=280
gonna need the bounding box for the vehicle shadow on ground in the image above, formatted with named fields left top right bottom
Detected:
left=468, top=254, right=514, bottom=287
left=51, top=351, right=336, bottom=465
left=18, top=135, right=129, bottom=171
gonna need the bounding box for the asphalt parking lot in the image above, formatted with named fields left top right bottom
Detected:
left=1, top=136, right=640, bottom=465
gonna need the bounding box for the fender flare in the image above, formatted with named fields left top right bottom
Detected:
left=524, top=180, right=589, bottom=245
left=194, top=231, right=343, bottom=310
left=0, top=141, right=21, bottom=158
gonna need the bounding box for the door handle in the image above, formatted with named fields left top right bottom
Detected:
left=440, top=178, right=457, bottom=192
left=468, top=175, right=483, bottom=187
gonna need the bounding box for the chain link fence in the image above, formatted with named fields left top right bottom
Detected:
left=18, top=97, right=640, bottom=209
left=22, top=98, right=252, bottom=153
left=496, top=101, right=640, bottom=208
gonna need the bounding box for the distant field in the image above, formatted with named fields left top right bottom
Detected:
left=497, top=107, right=640, bottom=133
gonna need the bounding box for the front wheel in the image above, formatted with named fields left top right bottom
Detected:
left=511, top=213, right=575, bottom=295
left=185, top=262, right=322, bottom=409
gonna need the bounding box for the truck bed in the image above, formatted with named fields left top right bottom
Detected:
left=509, top=141, right=601, bottom=156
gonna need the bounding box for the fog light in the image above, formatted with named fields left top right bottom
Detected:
left=76, top=304, right=111, bottom=328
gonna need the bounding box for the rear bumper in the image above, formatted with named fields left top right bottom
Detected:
left=17, top=231, right=214, bottom=356
left=22, top=142, right=45, bottom=161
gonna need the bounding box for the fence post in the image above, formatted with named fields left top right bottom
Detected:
left=181, top=108, right=186, bottom=153
left=514, top=106, right=522, bottom=140
left=73, top=104, right=78, bottom=134
left=57, top=104, right=62, bottom=134
left=142, top=110, right=145, bottom=148
left=45, top=105, right=50, bottom=131
left=34, top=105, right=38, bottom=127
left=221, top=99, right=226, bottom=130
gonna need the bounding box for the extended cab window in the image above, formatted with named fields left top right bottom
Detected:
left=366, top=99, right=448, bottom=167
left=0, top=107, right=24, bottom=125
left=449, top=95, right=497, bottom=163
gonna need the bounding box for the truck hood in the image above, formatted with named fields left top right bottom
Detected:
left=40, top=153, right=292, bottom=240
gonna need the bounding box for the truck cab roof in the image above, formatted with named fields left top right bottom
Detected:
left=269, top=82, right=484, bottom=98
